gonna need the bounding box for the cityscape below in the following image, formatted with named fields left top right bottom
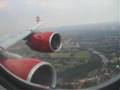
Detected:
left=6, top=23, right=120, bottom=89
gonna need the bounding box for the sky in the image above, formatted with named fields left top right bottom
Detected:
left=119, top=0, right=120, bottom=21
left=0, top=0, right=119, bottom=34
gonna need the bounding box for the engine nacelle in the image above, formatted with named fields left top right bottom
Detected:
left=27, top=32, right=62, bottom=52
left=0, top=58, right=56, bottom=88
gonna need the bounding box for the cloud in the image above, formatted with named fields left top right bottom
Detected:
left=25, top=0, right=76, bottom=9
left=0, top=0, right=8, bottom=9
left=0, top=0, right=117, bottom=30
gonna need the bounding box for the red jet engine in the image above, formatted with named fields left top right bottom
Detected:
left=27, top=32, right=62, bottom=52
left=0, top=58, right=56, bottom=88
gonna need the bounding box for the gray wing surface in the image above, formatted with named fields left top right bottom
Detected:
left=0, top=30, right=31, bottom=49
left=0, top=22, right=41, bottom=49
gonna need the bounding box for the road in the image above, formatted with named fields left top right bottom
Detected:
left=88, top=48, right=109, bottom=64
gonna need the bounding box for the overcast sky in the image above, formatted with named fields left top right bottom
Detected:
left=0, top=0, right=118, bottom=34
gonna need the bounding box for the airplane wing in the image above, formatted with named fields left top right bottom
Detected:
left=0, top=23, right=41, bottom=49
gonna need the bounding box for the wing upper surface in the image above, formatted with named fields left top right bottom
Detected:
left=0, top=30, right=31, bottom=49
left=0, top=21, right=41, bottom=49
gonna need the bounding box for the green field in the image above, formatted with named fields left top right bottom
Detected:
left=49, top=51, right=90, bottom=61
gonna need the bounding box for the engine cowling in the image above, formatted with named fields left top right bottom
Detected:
left=27, top=32, right=62, bottom=52
left=0, top=58, right=56, bottom=88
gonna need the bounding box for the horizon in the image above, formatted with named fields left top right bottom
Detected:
left=0, top=0, right=119, bottom=34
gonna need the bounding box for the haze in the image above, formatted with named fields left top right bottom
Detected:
left=0, top=0, right=119, bottom=34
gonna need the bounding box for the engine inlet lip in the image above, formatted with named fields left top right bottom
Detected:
left=27, top=62, right=56, bottom=88
left=49, top=32, right=62, bottom=52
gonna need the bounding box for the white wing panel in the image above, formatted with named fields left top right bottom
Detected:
left=0, top=21, right=41, bottom=49
left=0, top=30, right=31, bottom=49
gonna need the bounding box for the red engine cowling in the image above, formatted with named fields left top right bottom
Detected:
left=27, top=32, right=62, bottom=52
left=0, top=58, right=56, bottom=88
